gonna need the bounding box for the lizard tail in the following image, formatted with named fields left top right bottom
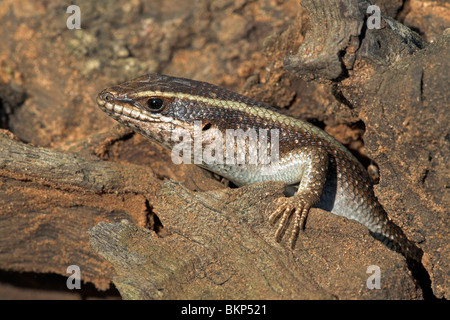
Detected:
left=369, top=205, right=423, bottom=262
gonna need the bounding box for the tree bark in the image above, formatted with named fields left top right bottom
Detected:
left=0, top=128, right=160, bottom=290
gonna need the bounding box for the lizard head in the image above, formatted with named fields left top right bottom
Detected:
left=96, top=73, right=259, bottom=148
left=96, top=73, right=206, bottom=149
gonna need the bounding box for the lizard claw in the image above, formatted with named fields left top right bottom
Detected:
left=268, top=197, right=311, bottom=249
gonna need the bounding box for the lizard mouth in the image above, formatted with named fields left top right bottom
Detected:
left=96, top=91, right=161, bottom=123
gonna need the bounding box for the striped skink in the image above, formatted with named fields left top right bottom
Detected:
left=96, top=73, right=422, bottom=262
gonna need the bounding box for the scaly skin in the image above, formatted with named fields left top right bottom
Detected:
left=96, top=73, right=422, bottom=262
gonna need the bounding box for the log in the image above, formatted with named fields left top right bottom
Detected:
left=0, top=128, right=161, bottom=290
left=284, top=0, right=425, bottom=82
left=88, top=180, right=421, bottom=300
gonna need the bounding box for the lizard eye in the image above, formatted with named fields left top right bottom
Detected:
left=146, top=98, right=164, bottom=112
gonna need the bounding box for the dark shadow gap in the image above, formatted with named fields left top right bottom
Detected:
left=0, top=270, right=121, bottom=300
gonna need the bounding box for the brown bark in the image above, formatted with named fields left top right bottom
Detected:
left=0, top=128, right=161, bottom=290
left=89, top=181, right=420, bottom=300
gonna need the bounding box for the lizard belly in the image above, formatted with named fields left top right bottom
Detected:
left=315, top=166, right=378, bottom=231
left=207, top=159, right=374, bottom=229
left=202, top=151, right=307, bottom=187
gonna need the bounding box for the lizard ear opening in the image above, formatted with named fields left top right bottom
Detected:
left=202, top=122, right=212, bottom=131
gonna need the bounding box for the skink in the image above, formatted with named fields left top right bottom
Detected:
left=96, top=73, right=422, bottom=262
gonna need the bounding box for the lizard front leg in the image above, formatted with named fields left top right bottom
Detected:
left=269, top=147, right=329, bottom=249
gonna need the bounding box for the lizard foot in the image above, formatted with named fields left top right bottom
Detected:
left=268, top=197, right=311, bottom=249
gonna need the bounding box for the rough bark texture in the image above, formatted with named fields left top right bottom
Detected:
left=0, top=128, right=161, bottom=290
left=354, top=36, right=450, bottom=300
left=89, top=181, right=420, bottom=300
left=0, top=0, right=448, bottom=299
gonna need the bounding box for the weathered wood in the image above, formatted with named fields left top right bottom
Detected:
left=284, top=0, right=425, bottom=82
left=0, top=130, right=161, bottom=290
left=89, top=180, right=421, bottom=300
